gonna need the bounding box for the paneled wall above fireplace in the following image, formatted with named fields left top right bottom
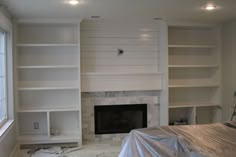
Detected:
left=80, top=19, right=165, bottom=92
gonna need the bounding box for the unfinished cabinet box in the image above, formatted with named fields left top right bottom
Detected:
left=17, top=112, right=50, bottom=144
left=196, top=106, right=221, bottom=124
left=15, top=22, right=82, bottom=145
left=18, top=112, right=48, bottom=136
left=49, top=111, right=81, bottom=142
left=169, top=107, right=195, bottom=125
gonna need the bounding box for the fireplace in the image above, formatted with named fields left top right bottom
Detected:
left=94, top=104, right=147, bottom=134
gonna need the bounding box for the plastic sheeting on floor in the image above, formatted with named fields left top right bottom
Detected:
left=119, top=122, right=236, bottom=157
left=21, top=144, right=120, bottom=157
left=29, top=147, right=84, bottom=157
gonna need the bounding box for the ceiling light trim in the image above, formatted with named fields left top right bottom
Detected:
left=203, top=4, right=217, bottom=11
left=66, top=0, right=80, bottom=5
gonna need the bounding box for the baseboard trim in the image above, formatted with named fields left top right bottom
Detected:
left=9, top=145, right=17, bottom=157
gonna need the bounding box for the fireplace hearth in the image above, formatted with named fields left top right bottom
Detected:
left=94, top=104, right=147, bottom=134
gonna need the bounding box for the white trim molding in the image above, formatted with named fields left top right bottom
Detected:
left=0, top=120, right=14, bottom=140
left=9, top=145, right=17, bottom=157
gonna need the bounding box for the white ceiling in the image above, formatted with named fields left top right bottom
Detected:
left=4, top=0, right=236, bottom=24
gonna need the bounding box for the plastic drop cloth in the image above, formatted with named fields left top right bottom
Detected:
left=31, top=147, right=62, bottom=157
left=119, top=122, right=236, bottom=157
left=29, top=146, right=84, bottom=157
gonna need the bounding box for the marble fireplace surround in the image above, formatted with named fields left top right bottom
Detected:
left=81, top=91, right=160, bottom=144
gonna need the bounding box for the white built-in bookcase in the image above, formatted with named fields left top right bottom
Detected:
left=15, top=22, right=82, bottom=144
left=168, top=26, right=222, bottom=125
left=14, top=21, right=221, bottom=144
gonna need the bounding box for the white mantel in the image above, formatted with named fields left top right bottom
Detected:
left=81, top=72, right=163, bottom=92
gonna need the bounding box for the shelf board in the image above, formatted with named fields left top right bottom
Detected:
left=50, top=134, right=80, bottom=143
left=16, top=43, right=78, bottom=47
left=17, top=65, right=79, bottom=69
left=18, top=135, right=49, bottom=144
left=196, top=103, right=221, bottom=108
left=17, top=107, right=80, bottom=113
left=17, top=86, right=79, bottom=91
left=169, top=102, right=221, bottom=109
left=169, top=105, right=194, bottom=109
left=169, top=83, right=219, bottom=88
left=168, top=65, right=218, bottom=68
left=81, top=72, right=163, bottom=76
left=168, top=44, right=216, bottom=48
left=18, top=134, right=80, bottom=144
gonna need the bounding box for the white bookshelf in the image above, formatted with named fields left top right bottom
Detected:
left=17, top=87, right=79, bottom=91
left=16, top=43, right=78, bottom=47
left=17, top=108, right=80, bottom=113
left=169, top=102, right=221, bottom=108
left=168, top=44, right=216, bottom=48
left=17, top=65, right=79, bottom=69
left=169, top=64, right=218, bottom=68
left=18, top=133, right=81, bottom=144
left=168, top=26, right=221, bottom=125
left=169, top=83, right=219, bottom=88
left=15, top=22, right=82, bottom=145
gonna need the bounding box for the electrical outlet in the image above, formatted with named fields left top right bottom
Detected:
left=33, top=122, right=39, bottom=130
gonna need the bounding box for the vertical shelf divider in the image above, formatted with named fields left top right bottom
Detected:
left=47, top=112, right=50, bottom=137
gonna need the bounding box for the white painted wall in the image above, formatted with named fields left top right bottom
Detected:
left=222, top=21, right=236, bottom=121
left=0, top=8, right=16, bottom=157
left=0, top=125, right=16, bottom=157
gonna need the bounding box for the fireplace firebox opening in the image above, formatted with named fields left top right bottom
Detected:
left=94, top=104, right=147, bottom=134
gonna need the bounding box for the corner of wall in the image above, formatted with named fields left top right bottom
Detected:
left=221, top=20, right=236, bottom=121
left=0, top=124, right=17, bottom=157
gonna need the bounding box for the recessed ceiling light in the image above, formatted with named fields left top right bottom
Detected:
left=204, top=4, right=216, bottom=11
left=91, top=16, right=100, bottom=19
left=153, top=18, right=162, bottom=20
left=67, top=0, right=79, bottom=5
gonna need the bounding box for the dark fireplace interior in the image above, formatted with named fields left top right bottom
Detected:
left=94, top=104, right=147, bottom=134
